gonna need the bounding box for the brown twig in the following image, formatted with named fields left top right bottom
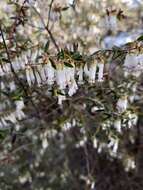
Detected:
left=47, top=0, right=54, bottom=29
left=30, top=2, right=60, bottom=52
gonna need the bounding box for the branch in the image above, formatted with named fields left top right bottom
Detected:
left=29, top=2, right=60, bottom=52
left=47, top=0, right=54, bottom=29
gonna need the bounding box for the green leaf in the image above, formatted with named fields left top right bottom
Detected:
left=0, top=129, right=9, bottom=140
left=72, top=52, right=82, bottom=61
left=137, top=35, right=143, bottom=41
left=64, top=62, right=73, bottom=68
left=49, top=58, right=56, bottom=69
left=61, top=6, right=69, bottom=11
left=2, top=58, right=10, bottom=63
left=11, top=90, right=24, bottom=101
left=57, top=49, right=64, bottom=60
left=44, top=40, right=50, bottom=52
left=57, top=90, right=65, bottom=96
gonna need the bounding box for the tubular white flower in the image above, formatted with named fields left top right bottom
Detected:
left=1, top=117, right=8, bottom=126
left=5, top=113, right=17, bottom=124
left=15, top=99, right=25, bottom=110
left=68, top=80, right=78, bottom=96
left=97, top=63, right=104, bottom=82
left=93, top=137, right=98, bottom=148
left=35, top=70, right=42, bottom=86
left=112, top=139, right=119, bottom=154
left=106, top=15, right=117, bottom=30
left=15, top=110, right=25, bottom=120
left=116, top=96, right=128, bottom=113
left=36, top=65, right=46, bottom=83
left=0, top=66, right=4, bottom=76
left=84, top=64, right=89, bottom=76
left=65, top=66, right=75, bottom=84
left=42, top=138, right=49, bottom=149
left=1, top=81, right=5, bottom=90
left=64, top=65, right=78, bottom=96
left=15, top=99, right=25, bottom=120
left=29, top=67, right=35, bottom=83
left=26, top=66, right=32, bottom=86
left=9, top=81, right=16, bottom=91
left=44, top=62, right=55, bottom=85
left=15, top=58, right=21, bottom=70
left=63, top=122, right=72, bottom=131
left=108, top=137, right=119, bottom=155
left=39, top=65, right=47, bottom=82
left=4, top=64, right=10, bottom=73
left=78, top=66, right=84, bottom=84
left=57, top=94, right=66, bottom=105
left=114, top=119, right=121, bottom=133
left=89, top=62, right=97, bottom=83
left=19, top=55, right=26, bottom=69
left=0, top=121, right=3, bottom=128
left=56, top=68, right=66, bottom=90
left=128, top=112, right=138, bottom=128
left=124, top=53, right=143, bottom=77
left=12, top=59, right=19, bottom=71
left=97, top=143, right=106, bottom=153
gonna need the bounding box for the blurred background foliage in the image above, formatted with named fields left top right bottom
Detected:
left=0, top=0, right=143, bottom=190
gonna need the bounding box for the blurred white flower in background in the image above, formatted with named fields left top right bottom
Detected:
left=116, top=96, right=128, bottom=113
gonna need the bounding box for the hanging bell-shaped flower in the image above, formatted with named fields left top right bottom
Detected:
left=116, top=96, right=128, bottom=113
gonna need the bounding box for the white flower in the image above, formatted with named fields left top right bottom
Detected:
left=124, top=53, right=143, bottom=77
left=9, top=81, right=16, bottom=91
left=15, top=110, right=25, bottom=120
left=124, top=157, right=136, bottom=171
left=4, top=63, right=10, bottom=73
left=108, top=137, right=119, bottom=155
left=57, top=93, right=66, bottom=105
left=42, top=138, right=49, bottom=149
left=0, top=66, right=4, bottom=76
left=97, top=143, right=106, bottom=153
left=37, top=65, right=46, bottom=83
left=63, top=122, right=72, bottom=131
left=65, top=67, right=75, bottom=85
left=91, top=105, right=104, bottom=113
left=68, top=80, right=78, bottom=96
left=114, top=119, right=121, bottom=133
left=77, top=66, right=84, bottom=84
left=5, top=113, right=17, bottom=124
left=128, top=113, right=138, bottom=128
left=44, top=62, right=55, bottom=85
left=15, top=99, right=25, bottom=120
left=30, top=67, right=35, bottom=83
left=15, top=58, right=21, bottom=70
left=1, top=117, right=8, bottom=127
left=89, top=62, right=97, bottom=83
left=1, top=81, right=5, bottom=90
left=35, top=70, right=42, bottom=86
left=84, top=64, right=89, bottom=76
left=112, top=139, right=119, bottom=154
left=56, top=68, right=66, bottom=90
left=19, top=172, right=31, bottom=184
left=15, top=99, right=25, bottom=110
left=116, top=96, right=128, bottom=113
left=18, top=56, right=25, bottom=69
left=26, top=66, right=35, bottom=86
left=75, top=137, right=87, bottom=148
left=105, top=15, right=117, bottom=30
left=0, top=121, right=3, bottom=128
left=93, top=137, right=98, bottom=148
left=97, top=63, right=104, bottom=82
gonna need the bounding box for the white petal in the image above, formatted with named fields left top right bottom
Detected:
left=98, top=63, right=104, bottom=82
left=89, top=63, right=97, bottom=83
